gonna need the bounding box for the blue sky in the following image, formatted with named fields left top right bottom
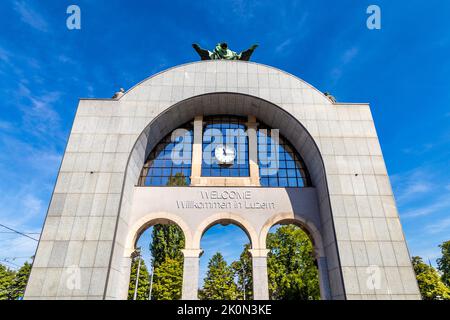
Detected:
left=136, top=224, right=251, bottom=286
left=0, top=0, right=449, bottom=272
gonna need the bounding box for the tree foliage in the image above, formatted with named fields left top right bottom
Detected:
left=267, top=225, right=320, bottom=300
left=151, top=257, right=183, bottom=300
left=437, top=240, right=450, bottom=287
left=8, top=261, right=31, bottom=300
left=150, top=224, right=185, bottom=267
left=148, top=224, right=184, bottom=300
left=127, top=258, right=150, bottom=300
left=200, top=253, right=239, bottom=300
left=0, top=260, right=32, bottom=300
left=167, top=172, right=188, bottom=187
left=412, top=256, right=450, bottom=300
left=0, top=264, right=15, bottom=300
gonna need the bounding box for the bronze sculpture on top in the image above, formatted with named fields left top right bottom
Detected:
left=192, top=42, right=258, bottom=61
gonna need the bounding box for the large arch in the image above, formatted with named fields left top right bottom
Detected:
left=104, top=92, right=343, bottom=300
left=193, top=212, right=258, bottom=250
left=260, top=213, right=331, bottom=299
left=125, top=212, right=193, bottom=256
left=100, top=61, right=345, bottom=300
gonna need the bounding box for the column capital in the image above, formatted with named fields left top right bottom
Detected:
left=181, top=249, right=203, bottom=258
left=249, top=249, right=269, bottom=258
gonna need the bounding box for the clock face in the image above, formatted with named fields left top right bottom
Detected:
left=214, top=145, right=236, bottom=165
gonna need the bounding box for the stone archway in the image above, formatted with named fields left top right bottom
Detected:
left=196, top=215, right=255, bottom=300
left=123, top=213, right=191, bottom=300
left=260, top=214, right=331, bottom=300
left=193, top=213, right=258, bottom=249
left=125, top=212, right=193, bottom=256
left=103, top=92, right=344, bottom=300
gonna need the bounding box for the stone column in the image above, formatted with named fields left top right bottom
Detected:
left=247, top=116, right=260, bottom=186
left=190, top=116, right=203, bottom=186
left=316, top=256, right=332, bottom=300
left=181, top=249, right=203, bottom=300
left=249, top=249, right=269, bottom=300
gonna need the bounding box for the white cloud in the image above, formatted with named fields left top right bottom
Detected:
left=14, top=82, right=63, bottom=139
left=397, top=181, right=432, bottom=203
left=0, top=120, right=13, bottom=131
left=0, top=47, right=11, bottom=63
left=0, top=188, right=45, bottom=266
left=275, top=39, right=293, bottom=54
left=401, top=143, right=434, bottom=156
left=230, top=0, right=260, bottom=21
left=425, top=217, right=450, bottom=235
left=342, top=47, right=359, bottom=64
left=391, top=166, right=435, bottom=204
left=331, top=46, right=360, bottom=80
left=402, top=195, right=450, bottom=218
left=0, top=141, right=58, bottom=265
left=13, top=0, right=48, bottom=32
left=393, top=165, right=450, bottom=220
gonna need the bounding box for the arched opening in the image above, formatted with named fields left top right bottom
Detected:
left=108, top=91, right=344, bottom=300
left=127, top=220, right=185, bottom=300
left=266, top=220, right=320, bottom=300
left=198, top=220, right=253, bottom=300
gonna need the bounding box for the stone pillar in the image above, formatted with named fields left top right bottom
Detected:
left=181, top=249, right=203, bottom=300
left=249, top=249, right=269, bottom=300
left=316, top=256, right=332, bottom=300
left=190, top=116, right=203, bottom=186
left=247, top=116, right=260, bottom=186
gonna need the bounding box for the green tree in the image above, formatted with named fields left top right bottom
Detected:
left=150, top=224, right=185, bottom=266
left=0, top=264, right=15, bottom=300
left=267, top=225, right=320, bottom=300
left=148, top=224, right=184, bottom=300
left=231, top=243, right=253, bottom=300
left=8, top=261, right=31, bottom=300
left=412, top=256, right=450, bottom=300
left=167, top=172, right=188, bottom=187
left=437, top=240, right=450, bottom=287
left=200, top=253, right=239, bottom=300
left=151, top=257, right=183, bottom=300
left=127, top=257, right=150, bottom=300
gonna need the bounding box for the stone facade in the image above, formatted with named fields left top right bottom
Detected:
left=24, top=60, right=421, bottom=300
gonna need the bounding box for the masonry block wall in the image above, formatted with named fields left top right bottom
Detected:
left=25, top=61, right=420, bottom=300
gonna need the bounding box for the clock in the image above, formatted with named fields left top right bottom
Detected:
left=214, top=145, right=236, bottom=165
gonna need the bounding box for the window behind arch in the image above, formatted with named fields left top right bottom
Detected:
left=257, top=123, right=311, bottom=188
left=138, top=117, right=311, bottom=188
left=139, top=122, right=193, bottom=186
left=201, top=115, right=250, bottom=177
